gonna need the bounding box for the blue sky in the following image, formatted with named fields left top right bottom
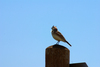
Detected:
left=0, top=0, right=100, bottom=67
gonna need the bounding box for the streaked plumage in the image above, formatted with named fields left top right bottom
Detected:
left=51, top=26, right=72, bottom=46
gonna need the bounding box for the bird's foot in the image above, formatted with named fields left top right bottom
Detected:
left=55, top=41, right=60, bottom=45
left=55, top=43, right=59, bottom=45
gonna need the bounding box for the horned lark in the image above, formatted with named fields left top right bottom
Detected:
left=51, top=26, right=72, bottom=46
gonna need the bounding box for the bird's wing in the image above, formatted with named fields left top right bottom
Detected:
left=55, top=31, right=66, bottom=41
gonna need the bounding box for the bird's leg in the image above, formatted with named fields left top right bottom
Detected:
left=56, top=41, right=60, bottom=45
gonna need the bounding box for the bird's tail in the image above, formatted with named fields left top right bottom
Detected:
left=65, top=41, right=72, bottom=46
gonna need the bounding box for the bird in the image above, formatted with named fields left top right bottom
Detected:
left=51, top=26, right=72, bottom=46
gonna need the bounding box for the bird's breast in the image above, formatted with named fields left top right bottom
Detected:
left=52, top=33, right=62, bottom=41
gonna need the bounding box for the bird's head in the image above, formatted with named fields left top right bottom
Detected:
left=51, top=26, right=57, bottom=30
